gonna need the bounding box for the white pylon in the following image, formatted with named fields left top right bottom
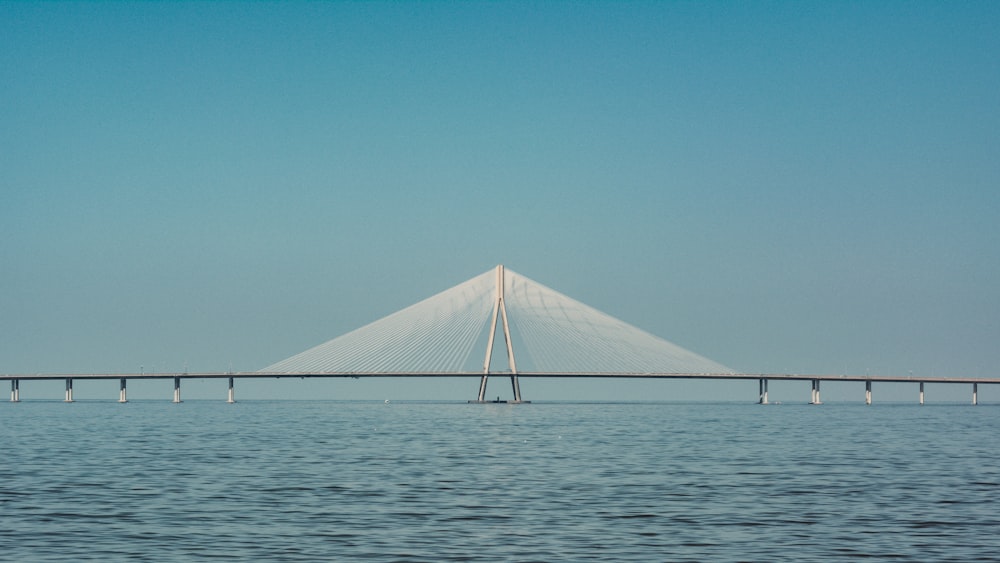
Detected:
left=477, top=265, right=522, bottom=402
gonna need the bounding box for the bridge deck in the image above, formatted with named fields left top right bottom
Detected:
left=2, top=372, right=999, bottom=384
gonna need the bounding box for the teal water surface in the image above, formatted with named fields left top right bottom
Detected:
left=2, top=401, right=999, bottom=561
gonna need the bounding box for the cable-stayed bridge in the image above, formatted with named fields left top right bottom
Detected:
left=260, top=265, right=733, bottom=402
left=3, top=265, right=998, bottom=404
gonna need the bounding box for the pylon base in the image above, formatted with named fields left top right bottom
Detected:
left=467, top=400, right=531, bottom=404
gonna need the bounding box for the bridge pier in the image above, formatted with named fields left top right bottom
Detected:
left=510, top=374, right=522, bottom=403
left=919, top=382, right=925, bottom=405
left=472, top=374, right=528, bottom=403
left=865, top=380, right=872, bottom=405
left=227, top=377, right=235, bottom=403
left=758, top=378, right=769, bottom=404
left=10, top=379, right=19, bottom=402
left=477, top=375, right=489, bottom=402
left=972, top=383, right=978, bottom=405
left=173, top=377, right=182, bottom=403
left=810, top=379, right=822, bottom=405
left=119, top=378, right=128, bottom=403
left=65, top=378, right=74, bottom=402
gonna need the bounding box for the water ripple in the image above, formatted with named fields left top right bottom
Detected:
left=2, top=401, right=999, bottom=561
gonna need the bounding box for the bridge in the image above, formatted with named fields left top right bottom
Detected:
left=3, top=265, right=998, bottom=404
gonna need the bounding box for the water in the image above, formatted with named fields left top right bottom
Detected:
left=2, top=401, right=999, bottom=561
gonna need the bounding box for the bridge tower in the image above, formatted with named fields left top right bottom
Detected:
left=475, top=265, right=524, bottom=403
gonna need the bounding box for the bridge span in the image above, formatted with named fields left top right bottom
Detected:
left=5, top=266, right=995, bottom=405
left=2, top=371, right=997, bottom=405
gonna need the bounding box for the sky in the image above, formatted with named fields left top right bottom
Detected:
left=2, top=1, right=998, bottom=402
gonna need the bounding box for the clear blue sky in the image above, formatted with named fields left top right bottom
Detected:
left=3, top=2, right=998, bottom=401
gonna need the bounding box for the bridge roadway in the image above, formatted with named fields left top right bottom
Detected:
left=2, top=371, right=998, bottom=404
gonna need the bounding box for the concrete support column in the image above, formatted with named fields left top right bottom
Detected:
left=65, top=378, right=74, bottom=403
left=173, top=377, right=182, bottom=403
left=919, top=382, right=925, bottom=405
left=972, top=383, right=978, bottom=406
left=11, top=379, right=20, bottom=402
left=227, top=377, right=235, bottom=404
left=865, top=380, right=872, bottom=405
left=510, top=375, right=522, bottom=403
left=759, top=378, right=769, bottom=404
left=476, top=375, right=489, bottom=402
left=119, top=378, right=127, bottom=403
left=810, top=379, right=822, bottom=405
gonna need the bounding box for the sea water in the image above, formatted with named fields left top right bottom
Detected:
left=2, top=401, right=998, bottom=561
